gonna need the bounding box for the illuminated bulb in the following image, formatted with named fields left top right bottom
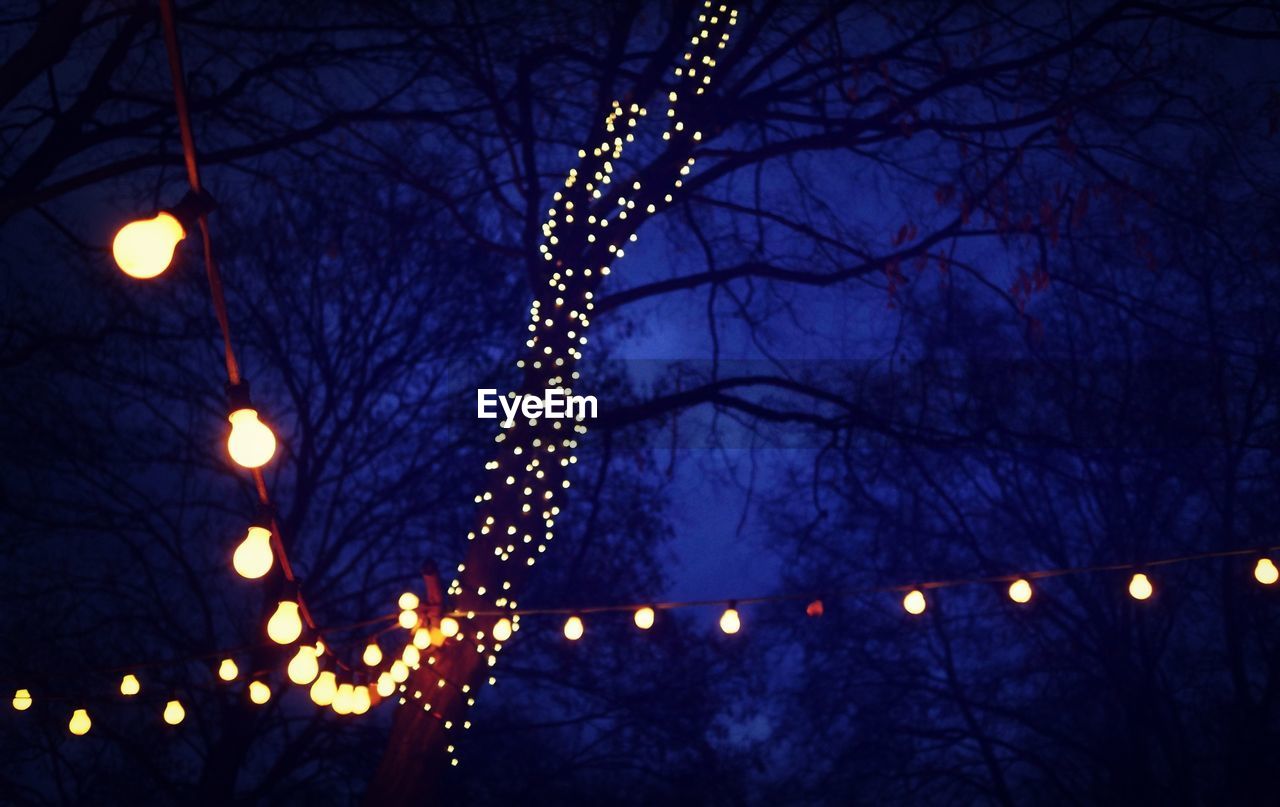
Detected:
left=363, top=642, right=383, bottom=666
left=68, top=708, right=91, bottom=735
left=163, top=700, right=186, bottom=726
left=376, top=672, right=395, bottom=698
left=12, top=689, right=32, bottom=711
left=1128, top=573, right=1153, bottom=601
left=227, top=409, right=277, bottom=468
left=633, top=606, right=655, bottom=630
left=398, top=592, right=420, bottom=610
left=1255, top=558, right=1278, bottom=585
left=287, top=645, right=320, bottom=685
left=903, top=590, right=927, bottom=615
left=492, top=618, right=512, bottom=642
left=1008, top=579, right=1033, bottom=604
left=402, top=645, right=421, bottom=667
left=218, top=658, right=239, bottom=681
left=119, top=674, right=140, bottom=696
left=719, top=606, right=741, bottom=635
left=267, top=600, right=302, bottom=644
left=333, top=683, right=355, bottom=715
left=413, top=628, right=431, bottom=649
left=352, top=685, right=372, bottom=715
left=389, top=660, right=410, bottom=683
left=563, top=615, right=584, bottom=641
left=310, top=671, right=337, bottom=706
left=233, top=526, right=273, bottom=579
left=248, top=680, right=271, bottom=704
left=440, top=616, right=460, bottom=637
left=112, top=212, right=184, bottom=279
left=398, top=609, right=419, bottom=630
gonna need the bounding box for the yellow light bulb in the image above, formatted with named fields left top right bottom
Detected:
left=492, top=618, right=513, bottom=642
left=1008, top=579, right=1033, bottom=604
left=563, top=615, right=584, bottom=641
left=412, top=628, right=431, bottom=649
left=402, top=645, right=421, bottom=667
left=352, top=685, right=372, bottom=715
left=389, top=660, right=410, bottom=683
left=362, top=642, right=383, bottom=666
left=267, top=600, right=302, bottom=644
left=398, top=609, right=419, bottom=630
left=12, top=689, right=32, bottom=711
left=903, top=590, right=927, bottom=615
left=233, top=526, right=273, bottom=579
left=226, top=409, right=277, bottom=468
left=163, top=699, right=185, bottom=725
left=376, top=672, right=395, bottom=698
left=218, top=658, right=239, bottom=682
left=310, top=671, right=337, bottom=706
left=398, top=592, right=420, bottom=610
left=287, top=645, right=320, bottom=685
left=1129, top=573, right=1153, bottom=600
left=1255, top=558, right=1278, bottom=585
left=119, top=674, right=140, bottom=696
left=112, top=212, right=185, bottom=279
left=719, top=607, right=741, bottom=635
left=333, top=683, right=355, bottom=715
left=633, top=606, right=655, bottom=630
left=248, top=680, right=271, bottom=705
left=68, top=708, right=91, bottom=735
left=440, top=616, right=460, bottom=637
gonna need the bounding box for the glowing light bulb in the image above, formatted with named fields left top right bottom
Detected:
left=248, top=681, right=271, bottom=705
left=1129, top=573, right=1153, bottom=600
left=333, top=683, right=355, bottom=715
left=376, top=672, right=395, bottom=698
left=352, top=685, right=372, bottom=715
left=363, top=642, right=383, bottom=666
left=1255, top=558, right=1278, bottom=585
left=287, top=645, right=320, bottom=685
left=112, top=212, right=185, bottom=279
left=227, top=409, right=277, bottom=468
left=492, top=618, right=513, bottom=642
left=903, top=590, right=927, bottom=615
left=1008, top=579, right=1033, bottom=604
left=563, top=615, right=584, bottom=641
left=163, top=700, right=185, bottom=725
left=398, top=592, right=420, bottom=610
left=402, top=645, right=421, bottom=667
left=12, top=689, right=32, bottom=711
left=68, top=708, right=91, bottom=735
left=398, top=609, right=419, bottom=630
left=310, top=671, right=337, bottom=706
left=218, top=658, right=239, bottom=681
left=389, top=660, right=410, bottom=683
left=233, top=526, right=273, bottom=579
left=633, top=606, right=655, bottom=630
left=440, top=616, right=459, bottom=637
left=267, top=600, right=302, bottom=644
left=412, top=628, right=431, bottom=649
left=119, top=674, right=140, bottom=696
left=719, top=607, right=741, bottom=635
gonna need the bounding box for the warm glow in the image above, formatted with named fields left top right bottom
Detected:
left=440, top=616, right=460, bottom=637
left=352, top=685, right=372, bottom=715
left=112, top=212, right=185, bottom=279
left=1129, top=573, right=1154, bottom=600
left=12, top=689, right=32, bottom=711
left=68, top=708, right=91, bottom=735
left=1255, top=558, right=1278, bottom=585
left=398, top=592, right=420, bottom=610
left=363, top=642, right=383, bottom=666
left=218, top=658, right=239, bottom=681
left=267, top=600, right=302, bottom=644
left=240, top=681, right=267, bottom=706
left=226, top=409, right=277, bottom=468
left=402, top=645, right=421, bottom=667
left=492, top=617, right=513, bottom=642
left=376, top=672, right=395, bottom=698
left=163, top=700, right=185, bottom=726
left=287, top=644, right=320, bottom=685
left=389, top=660, right=410, bottom=683
left=310, top=671, right=337, bottom=706
left=633, top=606, right=655, bottom=630
left=428, top=626, right=445, bottom=647
left=719, top=607, right=741, bottom=635
left=233, top=526, right=273, bottom=579
left=1008, top=578, right=1033, bottom=604
left=903, top=590, right=927, bottom=615
left=119, top=674, right=140, bottom=696
left=563, top=615, right=584, bottom=641
left=412, top=628, right=431, bottom=649
left=398, top=609, right=419, bottom=630
left=332, top=683, right=355, bottom=715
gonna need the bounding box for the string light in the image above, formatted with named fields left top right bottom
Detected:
left=119, top=674, right=141, bottom=696
left=1128, top=573, right=1154, bottom=601
left=1255, top=558, right=1278, bottom=585
left=440, top=616, right=460, bottom=637
left=333, top=683, right=356, bottom=715
left=233, top=525, right=273, bottom=579
left=68, top=708, right=91, bottom=735
left=492, top=618, right=513, bottom=642
left=719, top=605, right=741, bottom=635
left=1008, top=579, right=1033, bottom=604
left=903, top=590, right=927, bottom=615
left=633, top=606, right=655, bottom=630
left=162, top=700, right=185, bottom=726
left=363, top=642, right=383, bottom=666
left=217, top=658, right=239, bottom=681
left=12, top=690, right=32, bottom=711
left=111, top=190, right=214, bottom=280
left=563, top=615, right=584, bottom=641
left=310, top=671, right=338, bottom=706
left=398, top=592, right=420, bottom=610
left=267, top=599, right=303, bottom=644
left=249, top=680, right=271, bottom=705
left=287, top=644, right=320, bottom=685
left=398, top=609, right=420, bottom=630
left=352, top=685, right=372, bottom=715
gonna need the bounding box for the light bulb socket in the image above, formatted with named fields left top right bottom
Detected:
left=166, top=189, right=217, bottom=232
left=227, top=381, right=253, bottom=411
